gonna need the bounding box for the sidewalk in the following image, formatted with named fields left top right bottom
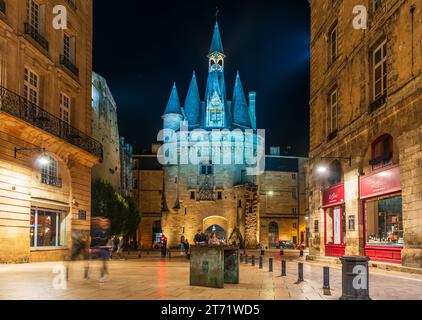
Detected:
left=1, top=257, right=421, bottom=300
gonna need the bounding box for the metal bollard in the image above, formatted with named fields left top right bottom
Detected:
left=245, top=254, right=249, bottom=264
left=281, top=259, right=286, bottom=276
left=298, top=263, right=304, bottom=282
left=269, top=258, right=273, bottom=272
left=251, top=255, right=255, bottom=267
left=240, top=254, right=244, bottom=263
left=259, top=256, right=263, bottom=269
left=323, top=266, right=330, bottom=290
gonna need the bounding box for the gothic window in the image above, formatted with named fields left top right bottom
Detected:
left=370, top=134, right=393, bottom=170
left=190, top=191, right=195, bottom=200
left=208, top=92, right=224, bottom=127
left=217, top=191, right=222, bottom=200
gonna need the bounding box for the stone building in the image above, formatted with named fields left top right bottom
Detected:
left=134, top=21, right=308, bottom=249
left=134, top=146, right=308, bottom=249
left=259, top=152, right=308, bottom=248
left=308, top=0, right=421, bottom=267
left=0, top=0, right=101, bottom=263
left=133, top=148, right=163, bottom=247
left=91, top=71, right=121, bottom=191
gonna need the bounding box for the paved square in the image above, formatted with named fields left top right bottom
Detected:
left=1, top=253, right=421, bottom=300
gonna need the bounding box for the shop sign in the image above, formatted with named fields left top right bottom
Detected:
left=360, top=165, right=401, bottom=199
left=322, top=184, right=345, bottom=208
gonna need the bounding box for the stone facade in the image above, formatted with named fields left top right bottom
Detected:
left=259, top=157, right=308, bottom=248
left=308, top=0, right=421, bottom=267
left=0, top=0, right=100, bottom=263
left=91, top=72, right=121, bottom=191
left=135, top=151, right=308, bottom=250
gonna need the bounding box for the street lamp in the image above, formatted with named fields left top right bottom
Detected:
left=14, top=147, right=50, bottom=166
left=316, top=156, right=352, bottom=175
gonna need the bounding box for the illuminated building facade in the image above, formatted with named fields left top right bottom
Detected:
left=308, top=0, right=421, bottom=267
left=0, top=0, right=101, bottom=263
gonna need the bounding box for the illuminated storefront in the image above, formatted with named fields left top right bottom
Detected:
left=361, top=164, right=402, bottom=263
left=322, top=183, right=346, bottom=257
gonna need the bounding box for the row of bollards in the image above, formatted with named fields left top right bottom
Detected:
left=242, top=252, right=334, bottom=293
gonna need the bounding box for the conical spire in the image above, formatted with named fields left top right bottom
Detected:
left=163, top=82, right=182, bottom=115
left=232, top=71, right=251, bottom=128
left=184, top=71, right=201, bottom=126
left=209, top=22, right=224, bottom=55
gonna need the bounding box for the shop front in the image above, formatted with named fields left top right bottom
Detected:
left=360, top=164, right=403, bottom=264
left=322, top=183, right=346, bottom=257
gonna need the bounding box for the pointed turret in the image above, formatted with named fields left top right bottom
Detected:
left=232, top=72, right=251, bottom=128
left=163, top=82, right=183, bottom=131
left=163, top=82, right=182, bottom=115
left=184, top=71, right=201, bottom=127
left=209, top=22, right=224, bottom=55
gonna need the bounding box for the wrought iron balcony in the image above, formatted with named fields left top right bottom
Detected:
left=60, top=55, right=79, bottom=77
left=24, top=22, right=49, bottom=52
left=0, top=86, right=103, bottom=160
left=0, top=0, right=6, bottom=15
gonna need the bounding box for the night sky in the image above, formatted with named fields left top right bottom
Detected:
left=93, top=0, right=310, bottom=156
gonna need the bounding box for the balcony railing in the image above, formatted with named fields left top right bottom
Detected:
left=60, top=55, right=79, bottom=77
left=0, top=86, right=103, bottom=160
left=0, top=0, right=6, bottom=15
left=24, top=22, right=49, bottom=52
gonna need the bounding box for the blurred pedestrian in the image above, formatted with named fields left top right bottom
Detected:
left=117, top=236, right=125, bottom=260
left=67, top=231, right=89, bottom=280
left=180, top=236, right=185, bottom=255
left=184, top=239, right=190, bottom=255
left=161, top=234, right=167, bottom=258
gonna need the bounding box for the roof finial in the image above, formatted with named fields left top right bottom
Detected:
left=215, top=6, right=219, bottom=20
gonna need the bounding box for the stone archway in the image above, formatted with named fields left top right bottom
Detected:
left=203, top=216, right=228, bottom=239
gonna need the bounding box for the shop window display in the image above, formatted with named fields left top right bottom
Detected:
left=365, top=195, right=403, bottom=246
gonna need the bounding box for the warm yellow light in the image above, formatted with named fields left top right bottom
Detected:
left=317, top=166, right=328, bottom=174
left=38, top=155, right=50, bottom=166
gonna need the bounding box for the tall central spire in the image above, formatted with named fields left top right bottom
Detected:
left=209, top=21, right=224, bottom=55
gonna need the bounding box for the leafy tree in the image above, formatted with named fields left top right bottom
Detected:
left=91, top=179, right=141, bottom=238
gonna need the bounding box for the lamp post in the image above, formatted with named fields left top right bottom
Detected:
left=14, top=147, right=50, bottom=165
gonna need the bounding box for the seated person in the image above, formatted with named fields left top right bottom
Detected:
left=208, top=232, right=221, bottom=246
left=194, top=229, right=207, bottom=245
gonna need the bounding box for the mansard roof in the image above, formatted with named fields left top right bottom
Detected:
left=163, top=83, right=182, bottom=115
left=232, top=72, right=251, bottom=128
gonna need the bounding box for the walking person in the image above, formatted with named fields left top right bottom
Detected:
left=161, top=234, right=167, bottom=258
left=180, top=236, right=185, bottom=255
left=67, top=231, right=89, bottom=281
left=117, top=235, right=125, bottom=260
left=184, top=239, right=190, bottom=255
